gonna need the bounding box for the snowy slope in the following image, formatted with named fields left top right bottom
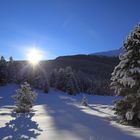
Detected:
left=90, top=48, right=123, bottom=57
left=0, top=84, right=140, bottom=140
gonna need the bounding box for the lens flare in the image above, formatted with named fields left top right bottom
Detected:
left=27, top=48, right=43, bottom=65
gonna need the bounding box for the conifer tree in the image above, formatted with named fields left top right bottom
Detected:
left=12, top=82, right=37, bottom=113
left=111, top=23, right=140, bottom=125
left=66, top=72, right=79, bottom=95
left=66, top=76, right=76, bottom=95
left=49, top=69, right=58, bottom=88
left=0, top=56, right=7, bottom=85
left=43, top=80, right=49, bottom=93
left=7, top=56, right=17, bottom=83
left=55, top=68, right=66, bottom=91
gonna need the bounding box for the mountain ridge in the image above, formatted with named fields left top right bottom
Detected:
left=90, top=48, right=123, bottom=57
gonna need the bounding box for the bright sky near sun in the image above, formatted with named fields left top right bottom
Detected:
left=0, top=0, right=140, bottom=60
left=26, top=47, right=44, bottom=65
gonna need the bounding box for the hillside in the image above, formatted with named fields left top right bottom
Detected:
left=13, top=55, right=119, bottom=95
left=43, top=55, right=119, bottom=95
left=46, top=55, right=119, bottom=79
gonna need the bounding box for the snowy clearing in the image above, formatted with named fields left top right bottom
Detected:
left=0, top=84, right=140, bottom=140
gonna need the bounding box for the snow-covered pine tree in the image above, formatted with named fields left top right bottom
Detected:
left=49, top=69, right=58, bottom=88
left=12, top=82, right=37, bottom=113
left=32, top=73, right=45, bottom=89
left=111, top=23, right=140, bottom=125
left=66, top=76, right=75, bottom=95
left=0, top=56, right=7, bottom=85
left=43, top=80, right=49, bottom=93
left=66, top=72, right=80, bottom=95
left=55, top=68, right=66, bottom=91
left=81, top=96, right=88, bottom=106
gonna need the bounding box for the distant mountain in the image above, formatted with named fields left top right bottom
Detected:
left=46, top=55, right=119, bottom=78
left=90, top=48, right=123, bottom=57
left=43, top=55, right=119, bottom=95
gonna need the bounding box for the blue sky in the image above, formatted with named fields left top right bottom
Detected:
left=0, top=0, right=140, bottom=60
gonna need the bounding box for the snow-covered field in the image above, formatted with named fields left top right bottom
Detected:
left=0, top=84, right=140, bottom=140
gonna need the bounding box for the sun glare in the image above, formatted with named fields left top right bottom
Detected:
left=27, top=48, right=43, bottom=65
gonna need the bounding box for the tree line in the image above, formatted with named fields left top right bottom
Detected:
left=0, top=53, right=117, bottom=96
left=0, top=57, right=95, bottom=95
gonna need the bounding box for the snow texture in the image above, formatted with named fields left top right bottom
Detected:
left=126, top=111, right=134, bottom=121
left=0, top=84, right=140, bottom=140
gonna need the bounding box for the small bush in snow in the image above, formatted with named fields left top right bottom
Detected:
left=12, top=82, right=37, bottom=113
left=81, top=96, right=88, bottom=106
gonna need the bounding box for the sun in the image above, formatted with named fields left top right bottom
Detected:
left=27, top=48, right=43, bottom=65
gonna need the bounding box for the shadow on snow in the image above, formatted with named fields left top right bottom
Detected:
left=39, top=93, right=140, bottom=140
left=0, top=112, right=42, bottom=140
